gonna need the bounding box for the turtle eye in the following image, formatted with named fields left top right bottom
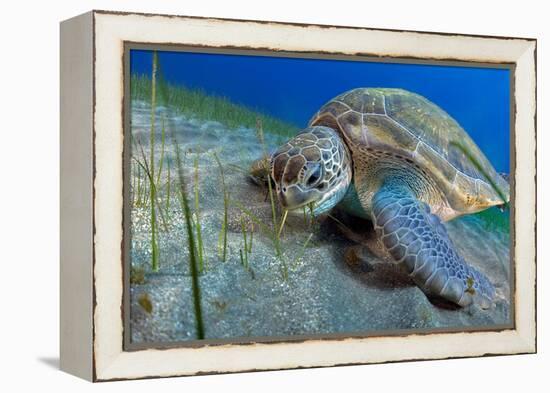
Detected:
left=306, top=165, right=322, bottom=187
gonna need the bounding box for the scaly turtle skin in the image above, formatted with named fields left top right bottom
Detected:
left=265, top=88, right=509, bottom=309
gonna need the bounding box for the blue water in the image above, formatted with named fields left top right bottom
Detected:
left=131, top=49, right=510, bottom=172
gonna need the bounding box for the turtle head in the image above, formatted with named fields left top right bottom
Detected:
left=270, top=126, right=352, bottom=216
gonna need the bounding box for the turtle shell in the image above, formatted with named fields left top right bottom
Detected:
left=309, top=88, right=509, bottom=214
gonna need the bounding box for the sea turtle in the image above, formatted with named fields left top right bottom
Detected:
left=259, top=88, right=509, bottom=309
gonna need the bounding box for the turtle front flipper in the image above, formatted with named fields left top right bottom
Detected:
left=371, top=181, right=495, bottom=309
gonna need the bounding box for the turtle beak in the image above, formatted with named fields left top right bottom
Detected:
left=278, top=185, right=311, bottom=210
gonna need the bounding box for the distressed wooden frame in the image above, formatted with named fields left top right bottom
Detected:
left=60, top=10, right=537, bottom=382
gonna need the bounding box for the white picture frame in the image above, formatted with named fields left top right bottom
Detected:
left=60, top=10, right=536, bottom=381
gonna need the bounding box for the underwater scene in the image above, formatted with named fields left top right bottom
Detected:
left=127, top=49, right=512, bottom=345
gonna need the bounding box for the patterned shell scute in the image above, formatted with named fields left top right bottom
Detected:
left=337, top=88, right=387, bottom=114
left=337, top=111, right=365, bottom=146
left=363, top=115, right=418, bottom=152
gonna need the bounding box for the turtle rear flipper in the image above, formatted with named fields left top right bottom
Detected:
left=371, top=181, right=495, bottom=309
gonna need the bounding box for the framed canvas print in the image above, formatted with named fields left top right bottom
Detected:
left=60, top=10, right=537, bottom=381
